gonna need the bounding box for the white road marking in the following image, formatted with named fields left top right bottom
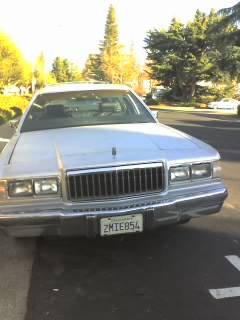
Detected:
left=225, top=255, right=240, bottom=272
left=0, top=138, right=9, bottom=142
left=209, top=255, right=240, bottom=299
left=209, top=287, right=240, bottom=300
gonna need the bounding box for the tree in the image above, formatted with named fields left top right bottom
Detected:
left=33, top=51, right=46, bottom=88
left=51, top=57, right=82, bottom=82
left=82, top=54, right=103, bottom=81
left=118, top=47, right=141, bottom=86
left=214, top=44, right=240, bottom=82
left=212, top=2, right=240, bottom=81
left=145, top=11, right=222, bottom=101
left=83, top=5, right=141, bottom=86
left=219, top=1, right=240, bottom=25
left=52, top=57, right=65, bottom=82
left=0, top=32, right=27, bottom=88
left=100, top=4, right=122, bottom=83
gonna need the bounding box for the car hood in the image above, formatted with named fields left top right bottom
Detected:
left=2, top=123, right=219, bottom=178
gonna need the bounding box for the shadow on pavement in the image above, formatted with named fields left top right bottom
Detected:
left=26, top=214, right=240, bottom=320
left=166, top=121, right=240, bottom=162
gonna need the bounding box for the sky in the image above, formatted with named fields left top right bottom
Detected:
left=0, top=0, right=237, bottom=70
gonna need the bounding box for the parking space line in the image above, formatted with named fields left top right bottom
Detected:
left=209, top=256, right=240, bottom=299
left=225, top=255, right=240, bottom=272
left=209, top=287, right=240, bottom=300
left=0, top=138, right=9, bottom=142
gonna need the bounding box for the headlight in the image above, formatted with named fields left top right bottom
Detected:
left=213, top=161, right=222, bottom=178
left=192, top=163, right=212, bottom=180
left=34, top=178, right=58, bottom=195
left=170, top=166, right=191, bottom=182
left=0, top=180, right=7, bottom=200
left=8, top=180, right=33, bottom=197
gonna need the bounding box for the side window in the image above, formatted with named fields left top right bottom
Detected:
left=129, top=93, right=151, bottom=117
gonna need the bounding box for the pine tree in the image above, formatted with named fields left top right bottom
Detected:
left=82, top=54, right=103, bottom=81
left=52, top=57, right=64, bottom=82
left=51, top=57, right=82, bottom=82
left=83, top=5, right=141, bottom=86
left=100, top=4, right=122, bottom=83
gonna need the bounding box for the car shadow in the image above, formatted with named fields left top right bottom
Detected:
left=25, top=213, right=240, bottom=320
left=162, top=119, right=240, bottom=162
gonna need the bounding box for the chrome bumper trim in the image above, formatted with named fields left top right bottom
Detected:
left=0, top=186, right=228, bottom=237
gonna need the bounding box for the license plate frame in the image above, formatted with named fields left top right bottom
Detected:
left=100, top=214, right=143, bottom=237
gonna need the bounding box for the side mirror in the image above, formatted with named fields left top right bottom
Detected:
left=9, top=119, right=20, bottom=130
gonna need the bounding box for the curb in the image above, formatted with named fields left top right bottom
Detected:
left=149, top=105, right=237, bottom=115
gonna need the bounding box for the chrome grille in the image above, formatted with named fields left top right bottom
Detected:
left=67, top=163, right=164, bottom=201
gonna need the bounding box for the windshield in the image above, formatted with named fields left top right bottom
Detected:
left=20, top=90, right=154, bottom=132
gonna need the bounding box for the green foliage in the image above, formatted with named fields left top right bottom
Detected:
left=221, top=45, right=240, bottom=80
left=195, top=81, right=237, bottom=103
left=82, top=54, right=103, bottom=81
left=144, top=93, right=157, bottom=105
left=101, top=4, right=119, bottom=51
left=0, top=32, right=29, bottom=88
left=145, top=11, right=223, bottom=102
left=51, top=57, right=82, bottom=83
left=0, top=95, right=30, bottom=122
left=218, top=2, right=240, bottom=26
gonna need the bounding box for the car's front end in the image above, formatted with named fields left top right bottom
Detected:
left=0, top=84, right=227, bottom=237
left=0, top=160, right=227, bottom=237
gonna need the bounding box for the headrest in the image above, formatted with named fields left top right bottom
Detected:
left=100, top=102, right=121, bottom=112
left=46, top=104, right=65, bottom=117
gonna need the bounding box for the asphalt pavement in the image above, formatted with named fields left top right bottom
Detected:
left=0, top=111, right=240, bottom=320
left=0, top=123, right=35, bottom=320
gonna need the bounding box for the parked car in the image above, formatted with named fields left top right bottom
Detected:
left=208, top=98, right=240, bottom=111
left=151, top=88, right=170, bottom=100
left=0, top=83, right=227, bottom=238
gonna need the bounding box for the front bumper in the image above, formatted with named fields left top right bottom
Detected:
left=0, top=185, right=227, bottom=237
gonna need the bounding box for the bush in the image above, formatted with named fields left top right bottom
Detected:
left=195, top=83, right=237, bottom=104
left=144, top=93, right=160, bottom=105
left=194, top=103, right=207, bottom=108
left=0, top=95, right=31, bottom=122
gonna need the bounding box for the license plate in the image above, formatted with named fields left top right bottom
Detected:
left=100, top=214, right=143, bottom=237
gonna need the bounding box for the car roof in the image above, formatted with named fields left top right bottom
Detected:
left=38, top=83, right=131, bottom=94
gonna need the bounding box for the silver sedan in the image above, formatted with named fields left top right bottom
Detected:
left=0, top=84, right=227, bottom=237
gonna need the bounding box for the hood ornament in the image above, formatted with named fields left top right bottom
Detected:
left=112, top=147, right=117, bottom=157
